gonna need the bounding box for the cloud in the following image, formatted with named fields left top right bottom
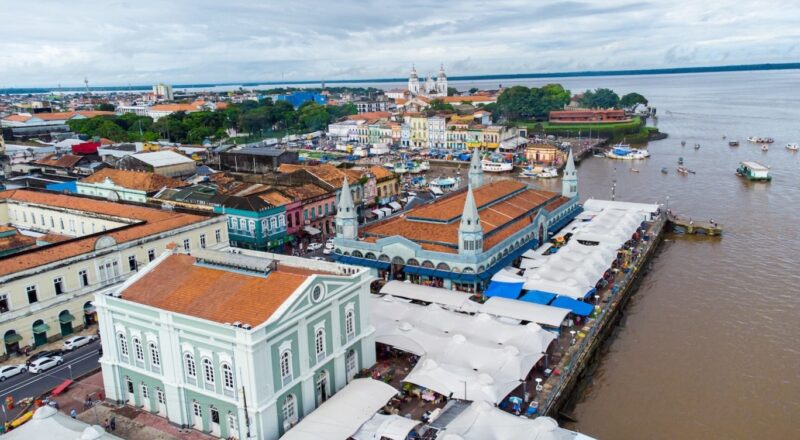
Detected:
left=0, top=0, right=798, bottom=86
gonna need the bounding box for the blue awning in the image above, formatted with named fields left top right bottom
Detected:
left=550, top=296, right=594, bottom=317
left=404, top=266, right=421, bottom=274
left=485, top=281, right=524, bottom=299
left=519, top=290, right=557, bottom=305
left=582, top=287, right=598, bottom=299
left=337, top=255, right=390, bottom=270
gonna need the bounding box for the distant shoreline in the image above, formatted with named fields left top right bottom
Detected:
left=4, top=62, right=798, bottom=94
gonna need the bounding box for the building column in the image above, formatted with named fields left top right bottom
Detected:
left=443, top=279, right=452, bottom=289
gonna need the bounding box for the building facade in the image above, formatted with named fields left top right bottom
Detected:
left=213, top=196, right=288, bottom=252
left=97, top=249, right=376, bottom=440
left=77, top=169, right=185, bottom=204
left=0, top=190, right=227, bottom=356
left=407, top=65, right=447, bottom=98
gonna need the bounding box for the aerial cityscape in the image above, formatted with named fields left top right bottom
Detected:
left=0, top=1, right=798, bottom=440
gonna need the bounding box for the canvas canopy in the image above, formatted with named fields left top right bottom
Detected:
left=4, top=406, right=123, bottom=440
left=439, top=401, right=596, bottom=440
left=481, top=297, right=569, bottom=328
left=282, top=379, right=398, bottom=440
left=379, top=281, right=480, bottom=313
left=485, top=281, right=524, bottom=299
left=352, top=413, right=420, bottom=440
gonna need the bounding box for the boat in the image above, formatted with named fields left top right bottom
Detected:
left=661, top=167, right=668, bottom=174
left=630, top=168, right=640, bottom=173
left=408, top=160, right=430, bottom=174
left=605, top=146, right=650, bottom=160
left=786, top=143, right=799, bottom=151
left=536, top=167, right=559, bottom=179
left=729, top=141, right=739, bottom=147
left=677, top=166, right=689, bottom=175
left=429, top=176, right=459, bottom=192
left=761, top=144, right=769, bottom=152
left=681, top=140, right=686, bottom=146
left=678, top=157, right=684, bottom=165
left=694, top=144, right=701, bottom=150
left=481, top=159, right=514, bottom=172
left=736, top=161, right=772, bottom=181
left=393, top=162, right=409, bottom=174
left=593, top=152, right=606, bottom=158
left=519, top=168, right=537, bottom=178
left=747, top=136, right=774, bottom=143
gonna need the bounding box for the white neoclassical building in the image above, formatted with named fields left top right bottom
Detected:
left=96, top=248, right=376, bottom=439
left=408, top=64, right=447, bottom=98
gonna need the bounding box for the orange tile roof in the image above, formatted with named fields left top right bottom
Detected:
left=0, top=230, right=36, bottom=253
left=0, top=190, right=212, bottom=276
left=441, top=95, right=496, bottom=104
left=3, top=114, right=30, bottom=122
left=279, top=183, right=330, bottom=201
left=36, top=232, right=71, bottom=244
left=362, top=181, right=564, bottom=252
left=369, top=165, right=395, bottom=181
left=258, top=190, right=292, bottom=206
left=121, top=254, right=315, bottom=325
left=280, top=164, right=360, bottom=189
left=80, top=168, right=186, bottom=192
left=348, top=111, right=391, bottom=121
left=34, top=154, right=84, bottom=169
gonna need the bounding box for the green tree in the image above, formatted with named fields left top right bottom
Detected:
left=447, top=87, right=459, bottom=96
left=496, top=86, right=536, bottom=120
left=94, top=120, right=127, bottom=140
left=94, top=103, right=116, bottom=111
left=620, top=92, right=648, bottom=108
left=297, top=103, right=332, bottom=131
left=428, top=99, right=455, bottom=112
left=469, top=87, right=479, bottom=94
left=580, top=88, right=620, bottom=109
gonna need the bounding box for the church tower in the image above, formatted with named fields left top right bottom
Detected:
left=468, top=147, right=484, bottom=188
left=562, top=148, right=578, bottom=198
left=458, top=185, right=483, bottom=255
left=436, top=64, right=448, bottom=96
left=408, top=66, right=420, bottom=96
left=336, top=177, right=358, bottom=239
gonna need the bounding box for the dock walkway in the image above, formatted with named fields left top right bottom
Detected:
left=667, top=213, right=723, bottom=236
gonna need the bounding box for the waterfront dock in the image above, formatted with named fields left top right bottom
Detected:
left=666, top=213, right=723, bottom=236
left=532, top=211, right=667, bottom=419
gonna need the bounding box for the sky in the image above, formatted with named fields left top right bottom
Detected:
left=1, top=0, right=798, bottom=87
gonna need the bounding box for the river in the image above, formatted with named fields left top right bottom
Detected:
left=475, top=70, right=800, bottom=439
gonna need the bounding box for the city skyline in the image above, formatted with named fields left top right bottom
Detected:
left=2, top=0, right=799, bottom=87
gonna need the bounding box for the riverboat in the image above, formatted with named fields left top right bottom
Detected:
left=678, top=157, right=684, bottom=165
left=786, top=143, right=799, bottom=151
left=761, top=144, right=769, bottom=152
left=736, top=161, right=772, bottom=181
left=694, top=144, right=701, bottom=150
left=409, top=161, right=430, bottom=174
left=537, top=167, right=559, bottom=179
left=747, top=136, right=774, bottom=143
left=605, top=146, right=650, bottom=160
left=728, top=140, right=739, bottom=147
left=481, top=159, right=514, bottom=172
left=429, top=176, right=459, bottom=192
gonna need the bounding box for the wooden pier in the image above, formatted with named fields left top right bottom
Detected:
left=666, top=213, right=723, bottom=236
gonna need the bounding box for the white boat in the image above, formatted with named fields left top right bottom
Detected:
left=518, top=167, right=538, bottom=178
left=786, top=143, right=799, bottom=151
left=605, top=146, right=650, bottom=160
left=393, top=162, right=409, bottom=174
left=481, top=160, right=514, bottom=172
left=761, top=144, right=769, bottom=152
left=537, top=167, right=559, bottom=179
left=747, top=136, right=774, bottom=144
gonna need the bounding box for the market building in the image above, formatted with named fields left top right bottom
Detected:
left=332, top=149, right=582, bottom=291
left=0, top=189, right=227, bottom=357
left=96, top=248, right=376, bottom=439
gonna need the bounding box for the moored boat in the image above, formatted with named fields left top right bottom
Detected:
left=536, top=167, right=559, bottom=179
left=786, top=143, right=799, bottom=151
left=747, top=136, right=774, bottom=143
left=678, top=157, right=684, bottom=165
left=729, top=140, right=739, bottom=147
left=661, top=167, right=668, bottom=174
left=677, top=166, right=689, bottom=175
left=761, top=144, right=769, bottom=152
left=736, top=161, right=772, bottom=181
left=481, top=159, right=514, bottom=172
left=605, top=146, right=650, bottom=160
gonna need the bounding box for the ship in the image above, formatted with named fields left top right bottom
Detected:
left=481, top=159, right=514, bottom=172
left=605, top=145, right=650, bottom=160
left=736, top=161, right=772, bottom=181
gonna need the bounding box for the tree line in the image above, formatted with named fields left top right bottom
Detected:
left=68, top=99, right=357, bottom=144
left=495, top=84, right=648, bottom=121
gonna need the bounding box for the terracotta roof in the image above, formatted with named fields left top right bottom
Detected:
left=347, top=111, right=391, bottom=121
left=36, top=233, right=71, bottom=244
left=258, top=190, right=293, bottom=206
left=3, top=114, right=29, bottom=122
left=441, top=95, right=496, bottom=103
left=80, top=169, right=186, bottom=192
left=279, top=183, right=330, bottom=201
left=362, top=181, right=563, bottom=252
left=121, top=254, right=315, bottom=325
left=0, top=229, right=36, bottom=253
left=34, top=154, right=84, bottom=169
left=0, top=190, right=211, bottom=276
left=369, top=166, right=395, bottom=181
left=280, top=164, right=360, bottom=189
left=149, top=101, right=206, bottom=113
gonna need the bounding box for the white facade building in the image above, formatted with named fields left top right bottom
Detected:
left=407, top=65, right=447, bottom=98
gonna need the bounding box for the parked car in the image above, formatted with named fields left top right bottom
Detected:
left=324, top=242, right=334, bottom=250
left=28, top=356, right=64, bottom=374
left=63, top=335, right=98, bottom=351
left=311, top=256, right=325, bottom=261
left=26, top=349, right=64, bottom=367
left=0, top=364, right=27, bottom=381
left=307, top=242, right=323, bottom=251
left=322, top=248, right=332, bottom=255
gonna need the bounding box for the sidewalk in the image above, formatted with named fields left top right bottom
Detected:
left=52, top=372, right=216, bottom=440
left=0, top=325, right=99, bottom=368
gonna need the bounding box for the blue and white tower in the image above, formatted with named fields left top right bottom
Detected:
left=336, top=177, right=358, bottom=239
left=458, top=185, right=483, bottom=255
left=562, top=148, right=578, bottom=198
left=468, top=147, right=484, bottom=188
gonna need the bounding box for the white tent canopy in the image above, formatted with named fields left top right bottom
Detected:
left=4, top=406, right=123, bottom=440
left=481, top=297, right=569, bottom=328
left=372, top=296, right=554, bottom=403
left=439, top=401, right=596, bottom=440
left=380, top=281, right=481, bottom=313
left=352, top=413, right=421, bottom=440
left=282, top=379, right=399, bottom=440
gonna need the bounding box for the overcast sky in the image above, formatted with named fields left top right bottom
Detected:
left=1, top=0, right=798, bottom=87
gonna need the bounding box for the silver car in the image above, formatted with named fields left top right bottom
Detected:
left=28, top=356, right=64, bottom=374
left=0, top=364, right=26, bottom=381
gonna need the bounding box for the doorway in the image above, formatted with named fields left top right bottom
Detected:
left=315, top=370, right=330, bottom=406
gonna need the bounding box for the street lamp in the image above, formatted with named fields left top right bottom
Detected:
left=535, top=378, right=543, bottom=393
left=569, top=330, right=577, bottom=346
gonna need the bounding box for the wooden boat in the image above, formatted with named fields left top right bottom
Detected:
left=694, top=144, right=701, bottom=150
left=678, top=157, right=684, bottom=165
left=630, top=168, right=640, bottom=173
left=729, top=141, right=739, bottom=147
left=677, top=166, right=689, bottom=175
left=661, top=167, right=668, bottom=174
left=786, top=143, right=799, bottom=151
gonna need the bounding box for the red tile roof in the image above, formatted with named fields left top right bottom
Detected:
left=80, top=169, right=186, bottom=192
left=121, top=254, right=317, bottom=325
left=0, top=190, right=212, bottom=276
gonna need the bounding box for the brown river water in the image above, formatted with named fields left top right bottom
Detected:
left=515, top=70, right=800, bottom=440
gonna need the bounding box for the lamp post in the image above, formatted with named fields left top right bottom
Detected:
left=569, top=330, right=577, bottom=346
left=535, top=378, right=543, bottom=393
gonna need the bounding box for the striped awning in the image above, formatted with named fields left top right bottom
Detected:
left=32, top=323, right=51, bottom=334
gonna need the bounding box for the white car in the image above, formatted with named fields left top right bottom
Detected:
left=28, top=356, right=64, bottom=374
left=0, top=364, right=26, bottom=382
left=63, top=335, right=97, bottom=351
left=307, top=243, right=323, bottom=251
left=324, top=242, right=334, bottom=250
left=322, top=248, right=332, bottom=255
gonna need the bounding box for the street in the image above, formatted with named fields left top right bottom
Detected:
left=0, top=339, right=101, bottom=422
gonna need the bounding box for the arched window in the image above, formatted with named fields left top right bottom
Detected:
left=314, top=328, right=326, bottom=362
left=364, top=252, right=376, bottom=260
left=184, top=353, right=197, bottom=380
left=421, top=260, right=434, bottom=268
left=280, top=350, right=292, bottom=385
left=133, top=337, right=144, bottom=364
left=345, top=309, right=356, bottom=341
left=117, top=333, right=129, bottom=358
left=436, top=262, right=450, bottom=271
left=406, top=258, right=419, bottom=266
left=222, top=363, right=234, bottom=390
left=282, top=394, right=298, bottom=427
left=378, top=254, right=390, bottom=262
left=202, top=358, right=215, bottom=385
left=149, top=342, right=161, bottom=368
left=391, top=256, right=404, bottom=265
left=351, top=250, right=363, bottom=258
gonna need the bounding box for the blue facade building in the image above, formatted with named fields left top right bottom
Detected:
left=275, top=92, right=328, bottom=108
left=214, top=195, right=289, bottom=251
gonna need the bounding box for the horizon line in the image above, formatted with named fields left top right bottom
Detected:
left=3, top=62, right=799, bottom=93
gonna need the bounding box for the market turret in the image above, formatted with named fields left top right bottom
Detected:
left=562, top=148, right=578, bottom=198
left=458, top=185, right=483, bottom=255
left=335, top=177, right=358, bottom=239
left=468, top=147, right=484, bottom=188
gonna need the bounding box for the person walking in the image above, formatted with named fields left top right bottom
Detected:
left=70, top=409, right=77, bottom=419
left=109, top=416, right=116, bottom=431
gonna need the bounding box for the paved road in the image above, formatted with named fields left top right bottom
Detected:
left=0, top=339, right=101, bottom=421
